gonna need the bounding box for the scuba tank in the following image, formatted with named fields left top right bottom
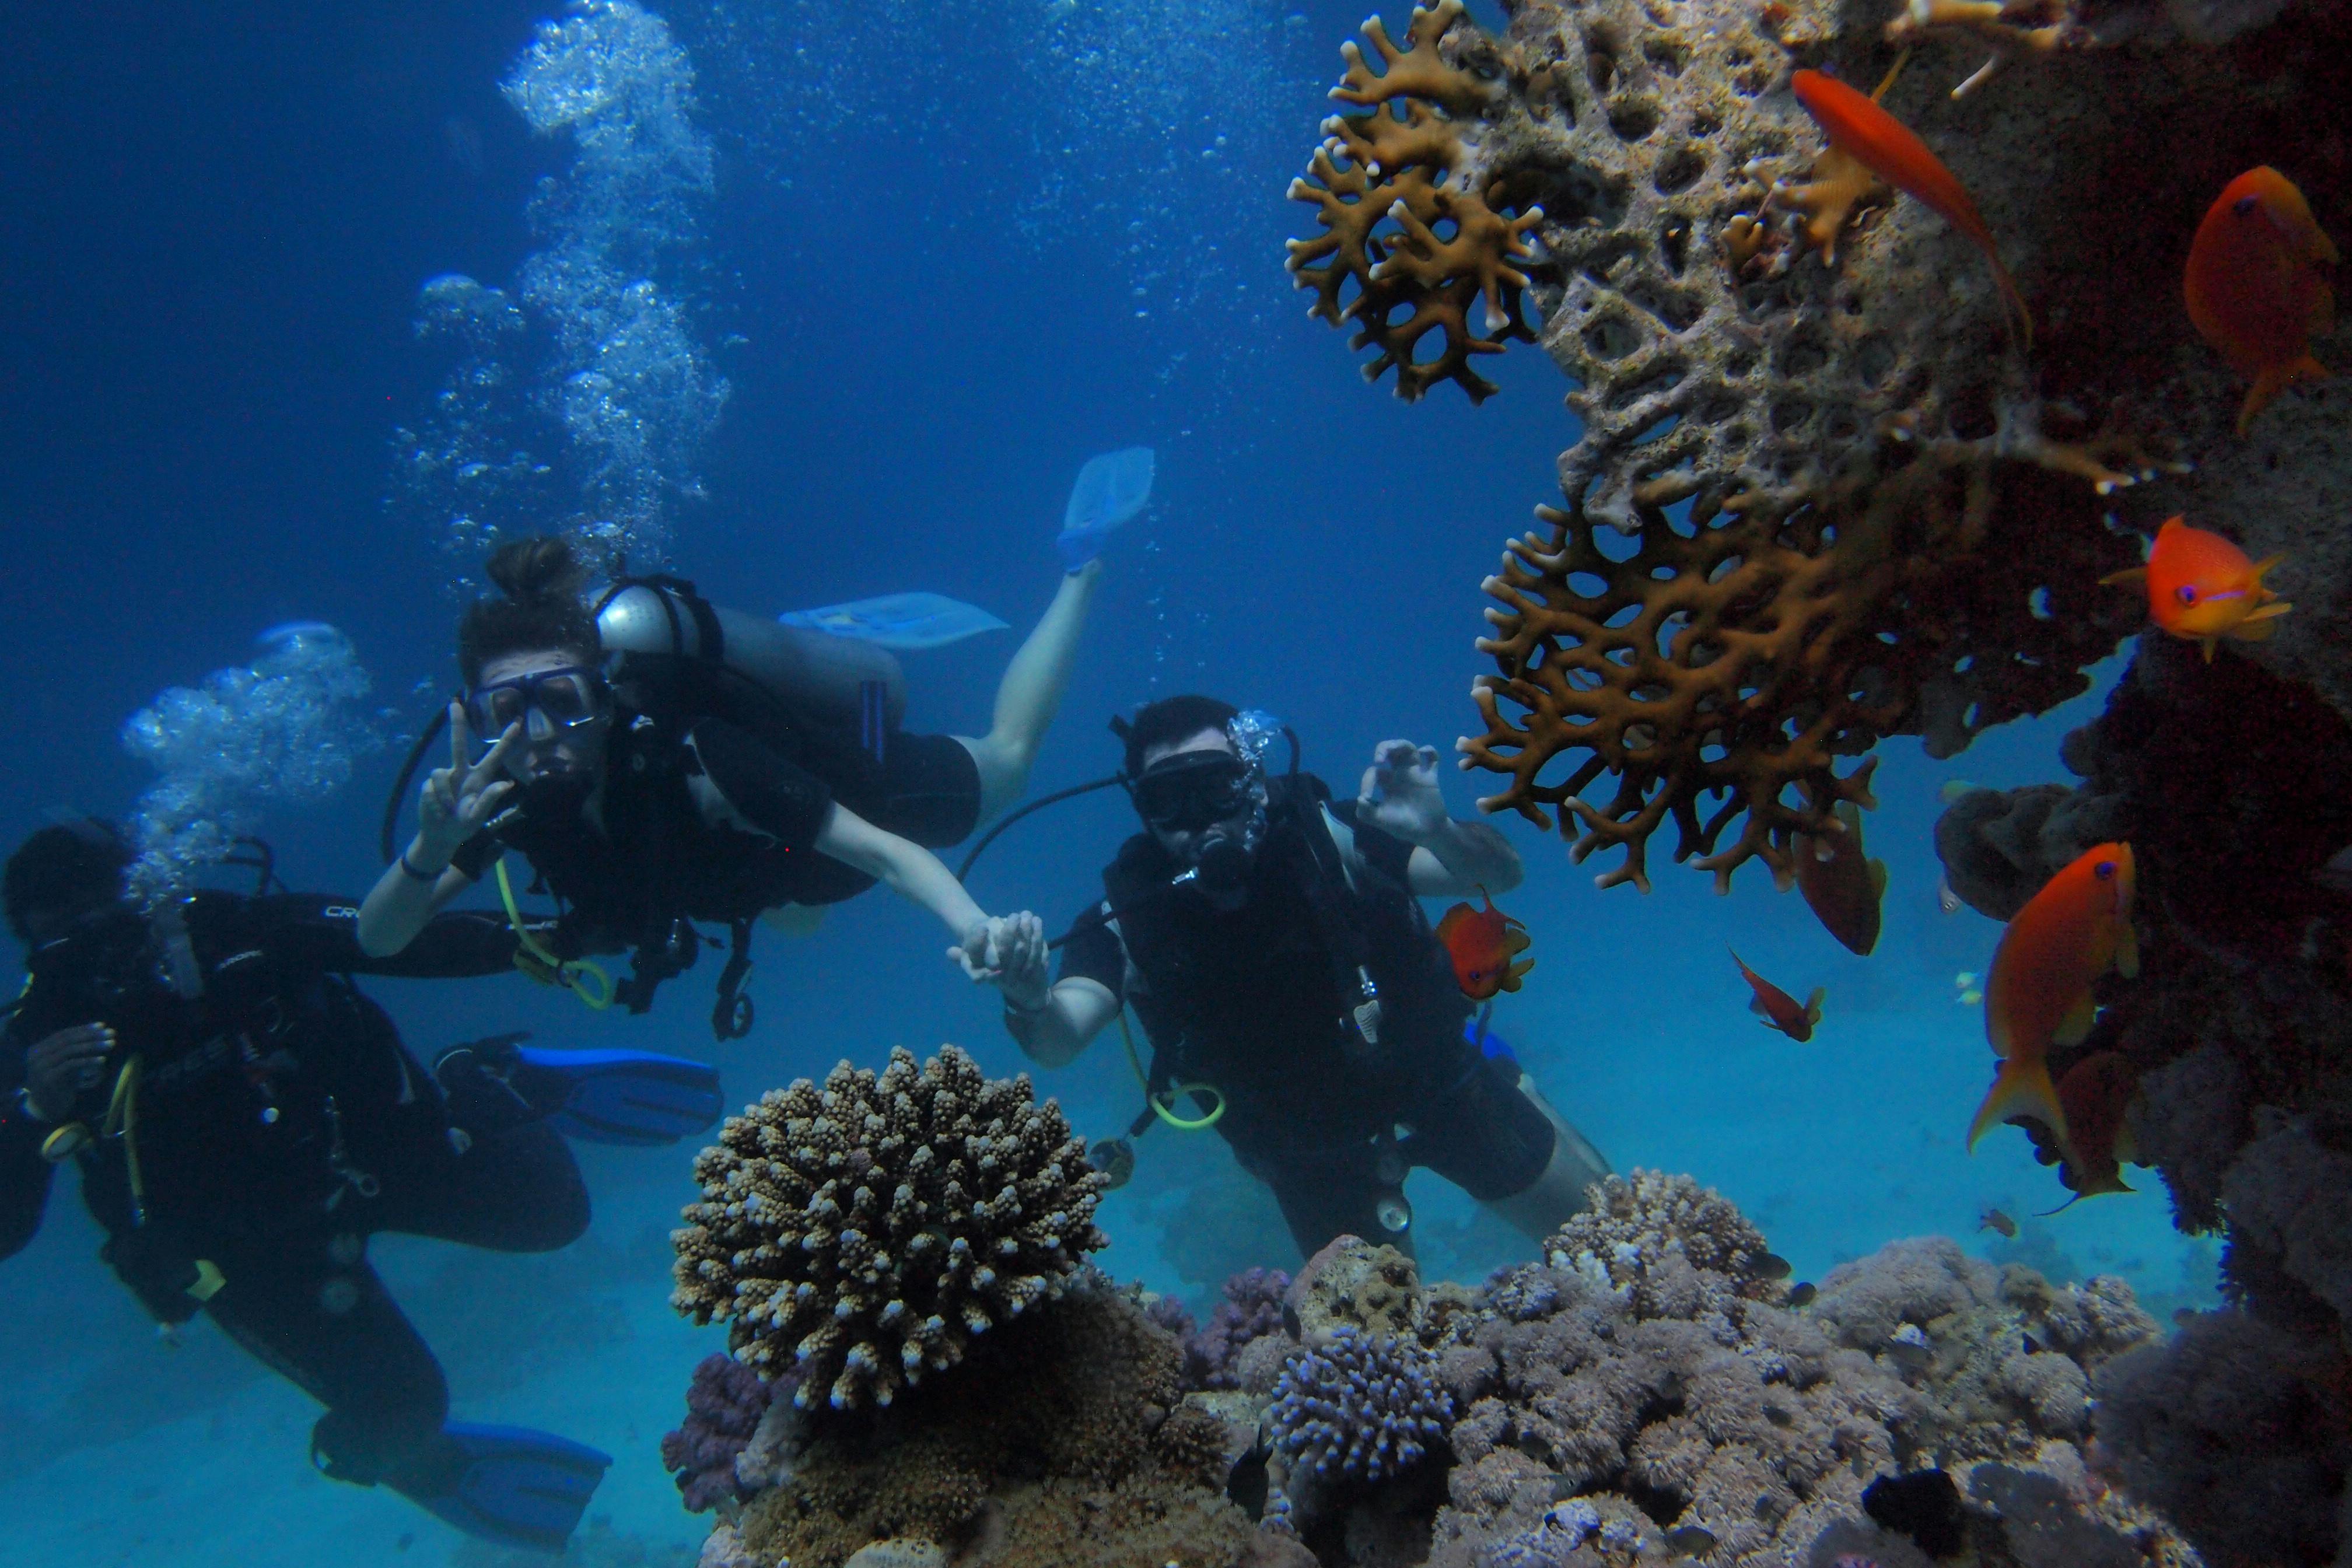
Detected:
left=594, top=580, right=906, bottom=747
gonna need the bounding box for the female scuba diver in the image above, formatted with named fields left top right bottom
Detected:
left=358, top=534, right=1091, bottom=1033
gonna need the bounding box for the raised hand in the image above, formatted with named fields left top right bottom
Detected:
left=1357, top=739, right=1448, bottom=844
left=415, top=703, right=519, bottom=866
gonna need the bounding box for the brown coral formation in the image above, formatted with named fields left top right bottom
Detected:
left=671, top=1044, right=1108, bottom=1409
left=730, top=1283, right=1261, bottom=1568
left=1285, top=0, right=1545, bottom=402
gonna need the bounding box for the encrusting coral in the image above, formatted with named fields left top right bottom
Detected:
left=670, top=1044, right=1108, bottom=1409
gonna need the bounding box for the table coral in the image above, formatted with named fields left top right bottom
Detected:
left=670, top=1044, right=1108, bottom=1409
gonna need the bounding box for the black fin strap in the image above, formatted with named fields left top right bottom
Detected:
left=713, top=919, right=755, bottom=1041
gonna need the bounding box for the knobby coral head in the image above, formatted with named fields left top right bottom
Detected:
left=670, top=1044, right=1108, bottom=1410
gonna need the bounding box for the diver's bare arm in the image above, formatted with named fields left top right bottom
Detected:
left=357, top=856, right=475, bottom=957
left=811, top=803, right=989, bottom=939
left=1405, top=817, right=1523, bottom=897
left=1007, top=977, right=1119, bottom=1069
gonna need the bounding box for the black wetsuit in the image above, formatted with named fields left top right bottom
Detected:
left=1057, top=775, right=1558, bottom=1256
left=0, top=893, right=586, bottom=1492
left=452, top=706, right=982, bottom=1010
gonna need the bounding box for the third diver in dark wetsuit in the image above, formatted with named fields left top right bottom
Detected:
left=986, top=695, right=1611, bottom=1259
left=0, top=824, right=654, bottom=1552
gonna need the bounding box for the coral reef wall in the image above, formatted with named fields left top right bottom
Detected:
left=1288, top=0, right=2348, bottom=892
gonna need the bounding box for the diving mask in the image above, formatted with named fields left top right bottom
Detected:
left=1131, top=751, right=1252, bottom=834
left=465, top=666, right=611, bottom=744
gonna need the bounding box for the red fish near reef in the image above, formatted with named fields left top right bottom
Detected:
left=1793, top=800, right=1888, bottom=957
left=1789, top=68, right=2033, bottom=347
left=2100, top=516, right=2290, bottom=662
left=1969, top=843, right=2138, bottom=1152
left=1437, top=887, right=1534, bottom=1000
left=1730, top=949, right=1825, bottom=1042
left=2185, top=167, right=2339, bottom=435
left=2049, top=1050, right=2141, bottom=1203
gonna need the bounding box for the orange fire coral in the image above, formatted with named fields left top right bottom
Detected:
left=1286, top=0, right=1545, bottom=402
left=1460, top=418, right=2149, bottom=891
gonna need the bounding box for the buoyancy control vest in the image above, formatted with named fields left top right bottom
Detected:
left=1100, top=775, right=1474, bottom=1151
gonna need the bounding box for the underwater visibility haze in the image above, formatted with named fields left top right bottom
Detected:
left=3, top=0, right=2348, bottom=1564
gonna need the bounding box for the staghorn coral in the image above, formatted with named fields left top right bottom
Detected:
left=670, top=1044, right=1108, bottom=1409
left=1268, top=1326, right=1455, bottom=1485
left=729, top=1282, right=1259, bottom=1568
left=663, top=1353, right=777, bottom=1513
left=1285, top=0, right=1544, bottom=402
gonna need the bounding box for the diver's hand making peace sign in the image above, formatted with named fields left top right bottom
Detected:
left=413, top=703, right=520, bottom=866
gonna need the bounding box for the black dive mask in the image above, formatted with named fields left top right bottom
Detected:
left=1130, top=751, right=1251, bottom=835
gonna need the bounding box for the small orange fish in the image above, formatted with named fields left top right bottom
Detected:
left=1979, top=1207, right=2017, bottom=1238
left=2185, top=167, right=2339, bottom=434
left=2049, top=1051, right=2141, bottom=1203
left=1969, top=844, right=2138, bottom=1152
left=1790, top=68, right=2032, bottom=346
left=1437, top=887, right=1534, bottom=999
left=1730, top=948, right=1825, bottom=1042
left=1793, top=800, right=1888, bottom=957
left=2100, top=516, right=2288, bottom=661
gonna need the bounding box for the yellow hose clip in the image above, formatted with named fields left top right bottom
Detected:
left=189, top=1258, right=227, bottom=1303
left=1116, top=1007, right=1223, bottom=1132
left=494, top=859, right=612, bottom=1010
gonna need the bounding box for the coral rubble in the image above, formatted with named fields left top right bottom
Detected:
left=670, top=1044, right=1108, bottom=1409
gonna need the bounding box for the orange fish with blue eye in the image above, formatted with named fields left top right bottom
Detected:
left=1729, top=949, right=1824, bottom=1042
left=2100, top=516, right=2288, bottom=662
left=1437, top=887, right=1533, bottom=999
left=1790, top=68, right=2032, bottom=348
left=1969, top=843, right=2138, bottom=1153
left=2185, top=167, right=2338, bottom=434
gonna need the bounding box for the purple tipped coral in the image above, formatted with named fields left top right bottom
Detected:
left=661, top=1353, right=774, bottom=1513
left=1182, top=1266, right=1290, bottom=1391
left=1269, top=1325, right=1454, bottom=1483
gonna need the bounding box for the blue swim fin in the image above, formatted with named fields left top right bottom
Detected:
left=1056, top=446, right=1156, bottom=569
left=1464, top=1012, right=1517, bottom=1065
left=778, top=592, right=1011, bottom=650
left=511, top=1045, right=723, bottom=1146
left=406, top=1422, right=611, bottom=1553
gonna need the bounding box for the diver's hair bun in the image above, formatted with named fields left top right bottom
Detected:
left=459, top=534, right=603, bottom=685
left=485, top=536, right=588, bottom=608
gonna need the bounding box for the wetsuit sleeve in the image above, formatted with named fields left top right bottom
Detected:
left=0, top=1030, right=58, bottom=1262
left=1055, top=903, right=1126, bottom=1003
left=243, top=895, right=527, bottom=979
left=684, top=719, right=833, bottom=849
left=1328, top=799, right=1419, bottom=887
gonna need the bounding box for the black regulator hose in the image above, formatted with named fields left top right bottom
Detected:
left=379, top=704, right=452, bottom=864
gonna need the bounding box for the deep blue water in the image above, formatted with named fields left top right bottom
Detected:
left=0, top=4, right=2212, bottom=1562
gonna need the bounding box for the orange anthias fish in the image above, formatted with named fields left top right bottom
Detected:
left=2048, top=1050, right=2142, bottom=1204
left=1437, top=887, right=1534, bottom=1000
left=1790, top=68, right=2033, bottom=347
left=1793, top=800, right=1888, bottom=957
left=1969, top=843, right=2138, bottom=1152
left=1730, top=948, right=1825, bottom=1042
left=2101, top=516, right=2289, bottom=661
left=2185, top=167, right=2339, bottom=435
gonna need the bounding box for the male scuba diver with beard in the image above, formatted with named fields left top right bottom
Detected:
left=986, top=696, right=1610, bottom=1259
left=358, top=534, right=1091, bottom=1030
left=0, top=823, right=713, bottom=1550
